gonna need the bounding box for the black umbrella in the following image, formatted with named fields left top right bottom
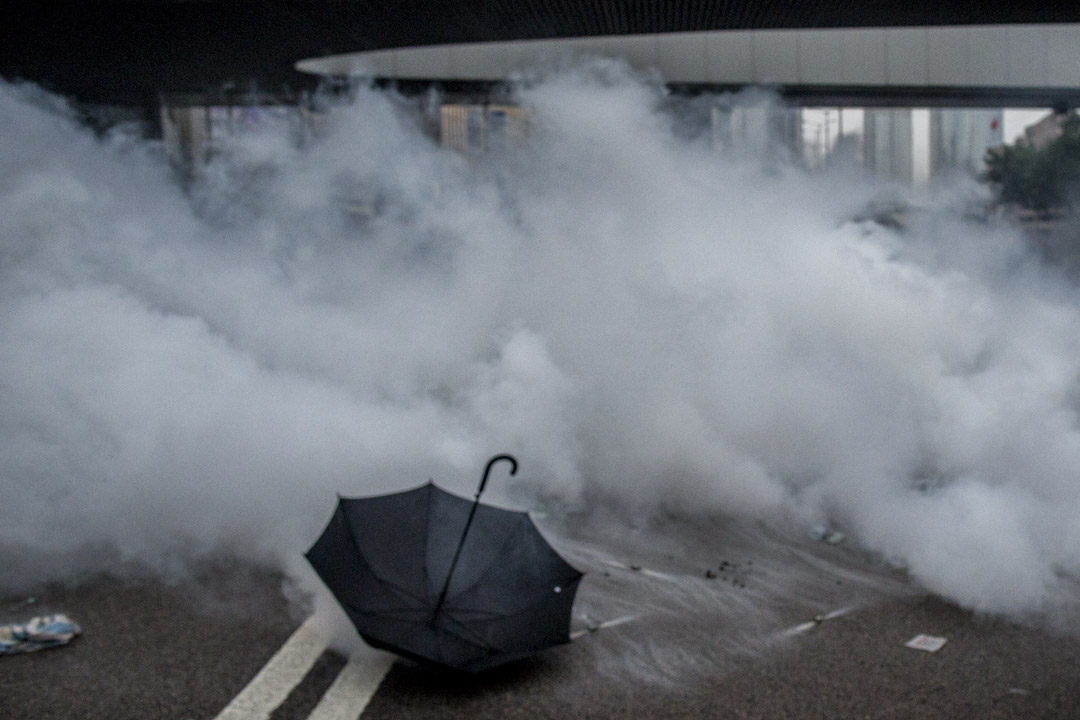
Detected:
left=305, top=454, right=583, bottom=673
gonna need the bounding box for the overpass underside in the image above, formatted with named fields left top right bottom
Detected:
left=298, top=24, right=1080, bottom=110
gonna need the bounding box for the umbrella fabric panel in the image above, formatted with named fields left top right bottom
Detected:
left=425, top=487, right=530, bottom=600
left=354, top=615, right=495, bottom=670
left=338, top=485, right=435, bottom=602
left=305, top=503, right=425, bottom=615
left=436, top=514, right=583, bottom=660
left=440, top=573, right=583, bottom=654
left=442, top=519, right=582, bottom=616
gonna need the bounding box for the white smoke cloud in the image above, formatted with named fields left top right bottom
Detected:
left=2, top=68, right=1080, bottom=623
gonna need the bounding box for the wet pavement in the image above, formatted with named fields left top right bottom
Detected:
left=4, top=515, right=1080, bottom=720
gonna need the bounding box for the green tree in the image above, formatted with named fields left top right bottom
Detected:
left=983, top=113, right=1080, bottom=215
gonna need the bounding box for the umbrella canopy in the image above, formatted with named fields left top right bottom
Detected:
left=305, top=455, right=583, bottom=673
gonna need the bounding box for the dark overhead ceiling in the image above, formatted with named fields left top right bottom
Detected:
left=3, top=2, right=1078, bottom=104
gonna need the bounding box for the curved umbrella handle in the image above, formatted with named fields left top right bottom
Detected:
left=431, top=453, right=521, bottom=627
left=477, top=453, right=518, bottom=499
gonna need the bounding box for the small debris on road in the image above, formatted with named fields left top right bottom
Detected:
left=811, top=525, right=846, bottom=544
left=905, top=634, right=947, bottom=652
left=0, top=614, right=81, bottom=655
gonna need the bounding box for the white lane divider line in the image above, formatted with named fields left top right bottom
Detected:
left=600, top=559, right=676, bottom=581
left=784, top=607, right=855, bottom=636
left=215, top=615, right=328, bottom=720
left=306, top=652, right=396, bottom=720
left=570, top=615, right=636, bottom=640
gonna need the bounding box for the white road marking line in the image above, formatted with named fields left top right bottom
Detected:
left=784, top=607, right=854, bottom=636
left=215, top=615, right=328, bottom=720
left=601, top=559, right=675, bottom=580
left=570, top=615, right=637, bottom=640
left=305, top=652, right=396, bottom=720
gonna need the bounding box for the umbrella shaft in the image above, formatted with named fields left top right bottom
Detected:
left=430, top=496, right=481, bottom=626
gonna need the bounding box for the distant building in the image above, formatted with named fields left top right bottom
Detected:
left=929, top=108, right=1004, bottom=177
left=863, top=109, right=914, bottom=185
left=440, top=105, right=528, bottom=155
left=1023, top=112, right=1067, bottom=150
left=161, top=106, right=211, bottom=173
left=710, top=103, right=802, bottom=162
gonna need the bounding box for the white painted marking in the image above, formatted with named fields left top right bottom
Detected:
left=305, top=652, right=395, bottom=720
left=215, top=615, right=328, bottom=720
left=570, top=615, right=637, bottom=640
left=905, top=634, right=947, bottom=652
left=601, top=559, right=675, bottom=580
left=784, top=607, right=854, bottom=636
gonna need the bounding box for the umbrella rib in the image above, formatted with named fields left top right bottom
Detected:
left=435, top=607, right=505, bottom=621
left=339, top=542, right=430, bottom=609
left=353, top=607, right=429, bottom=621
left=423, top=482, right=435, bottom=613
left=449, top=589, right=577, bottom=625
left=434, top=614, right=502, bottom=653
left=441, top=520, right=527, bottom=605
left=338, top=496, right=435, bottom=610
left=435, top=589, right=577, bottom=653
left=360, top=572, right=430, bottom=608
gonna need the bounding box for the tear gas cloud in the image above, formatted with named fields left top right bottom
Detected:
left=2, top=63, right=1079, bottom=620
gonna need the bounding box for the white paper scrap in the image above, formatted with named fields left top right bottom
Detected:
left=905, top=634, right=947, bottom=652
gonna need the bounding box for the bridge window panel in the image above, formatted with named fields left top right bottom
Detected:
left=885, top=28, right=929, bottom=86
left=358, top=50, right=398, bottom=78
left=396, top=46, right=453, bottom=80
left=796, top=29, right=844, bottom=85
left=655, top=31, right=707, bottom=83
left=505, top=39, right=546, bottom=76
left=968, top=27, right=1011, bottom=88
left=621, top=33, right=661, bottom=71
left=584, top=35, right=621, bottom=62
left=549, top=37, right=596, bottom=67
left=703, top=31, right=754, bottom=84
left=448, top=44, right=505, bottom=80
left=1046, top=25, right=1080, bottom=87
left=927, top=26, right=971, bottom=87
left=840, top=29, right=887, bottom=86
left=753, top=30, right=799, bottom=84
left=588, top=34, right=658, bottom=71
left=1007, top=25, right=1050, bottom=87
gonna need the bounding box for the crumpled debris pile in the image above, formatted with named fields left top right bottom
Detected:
left=0, top=614, right=81, bottom=655
left=704, top=559, right=751, bottom=588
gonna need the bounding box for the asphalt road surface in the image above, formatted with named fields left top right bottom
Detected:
left=5, top=514, right=1080, bottom=720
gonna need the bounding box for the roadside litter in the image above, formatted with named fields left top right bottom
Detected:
left=810, top=525, right=846, bottom=544
left=905, top=634, right=947, bottom=652
left=704, top=559, right=751, bottom=588
left=0, top=614, right=81, bottom=655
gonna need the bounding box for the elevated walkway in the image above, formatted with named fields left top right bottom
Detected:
left=298, top=24, right=1080, bottom=108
